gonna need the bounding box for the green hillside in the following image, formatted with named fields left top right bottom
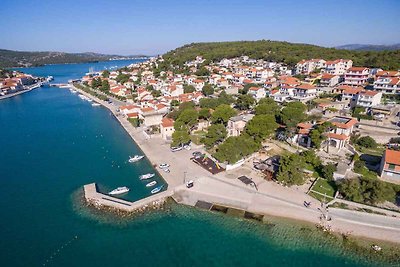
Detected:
left=163, top=40, right=400, bottom=70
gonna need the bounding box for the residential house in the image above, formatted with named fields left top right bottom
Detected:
left=320, top=73, right=340, bottom=87
left=227, top=114, right=254, bottom=137
left=379, top=149, right=400, bottom=182
left=160, top=117, right=175, bottom=141
left=326, top=116, right=357, bottom=150
left=293, top=84, right=317, bottom=102
left=324, top=59, right=353, bottom=75
left=373, top=70, right=400, bottom=94
left=296, top=59, right=326, bottom=75
left=248, top=87, right=266, bottom=101
left=353, top=90, right=382, bottom=108
left=343, top=67, right=370, bottom=86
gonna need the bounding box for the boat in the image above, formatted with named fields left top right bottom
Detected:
left=139, top=173, right=155, bottom=180
left=91, top=103, right=101, bottom=107
left=151, top=185, right=164, bottom=194
left=108, top=186, right=130, bottom=195
left=128, top=155, right=144, bottom=163
left=146, top=181, right=157, bottom=187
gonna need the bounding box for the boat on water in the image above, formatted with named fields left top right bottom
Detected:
left=128, top=155, right=144, bottom=163
left=151, top=185, right=164, bottom=194
left=92, top=103, right=101, bottom=107
left=70, top=89, right=77, bottom=94
left=139, top=173, right=155, bottom=180
left=146, top=181, right=157, bottom=187
left=109, top=186, right=130, bottom=195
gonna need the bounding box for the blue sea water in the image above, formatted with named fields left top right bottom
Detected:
left=0, top=61, right=397, bottom=266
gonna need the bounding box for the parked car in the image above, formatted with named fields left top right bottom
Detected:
left=163, top=168, right=171, bottom=173
left=186, top=180, right=194, bottom=188
left=159, top=163, right=170, bottom=169
left=183, top=145, right=191, bottom=150
left=192, top=151, right=202, bottom=157
left=171, top=146, right=183, bottom=152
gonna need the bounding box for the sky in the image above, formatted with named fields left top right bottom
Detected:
left=0, top=0, right=399, bottom=55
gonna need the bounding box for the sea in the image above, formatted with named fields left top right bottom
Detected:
left=0, top=60, right=398, bottom=267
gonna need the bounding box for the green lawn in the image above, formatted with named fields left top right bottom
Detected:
left=309, top=178, right=337, bottom=199
left=355, top=145, right=385, bottom=157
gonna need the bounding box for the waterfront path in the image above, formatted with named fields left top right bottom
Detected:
left=71, top=84, right=400, bottom=244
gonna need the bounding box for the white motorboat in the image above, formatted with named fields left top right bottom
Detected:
left=92, top=103, right=101, bottom=107
left=151, top=185, right=164, bottom=194
left=139, top=173, right=155, bottom=180
left=128, top=155, right=144, bottom=163
left=109, top=186, right=130, bottom=195
left=146, top=181, right=157, bottom=187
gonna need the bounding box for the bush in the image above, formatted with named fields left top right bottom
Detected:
left=356, top=136, right=377, bottom=148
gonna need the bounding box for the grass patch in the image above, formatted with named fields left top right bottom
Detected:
left=355, top=145, right=385, bottom=157
left=310, top=178, right=337, bottom=198
left=308, top=191, right=333, bottom=202
left=190, top=130, right=206, bottom=145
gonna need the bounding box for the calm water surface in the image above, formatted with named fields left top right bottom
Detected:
left=0, top=61, right=398, bottom=266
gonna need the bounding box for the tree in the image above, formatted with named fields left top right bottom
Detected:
left=255, top=98, right=278, bottom=115
left=171, top=130, right=191, bottom=147
left=151, top=90, right=161, bottom=97
left=102, top=70, right=110, bottom=78
left=213, top=134, right=260, bottom=164
left=198, top=108, right=211, bottom=120
left=146, top=85, right=154, bottom=91
left=101, top=79, right=110, bottom=91
left=91, top=77, right=102, bottom=88
left=195, top=66, right=210, bottom=76
left=201, top=124, right=227, bottom=148
left=183, top=84, right=195, bottom=93
left=174, top=109, right=198, bottom=130
left=279, top=102, right=307, bottom=133
left=116, top=73, right=130, bottom=84
left=235, top=94, right=255, bottom=110
left=276, top=154, right=306, bottom=185
left=320, top=163, right=336, bottom=181
left=338, top=177, right=396, bottom=204
left=202, top=84, right=214, bottom=96
left=211, top=104, right=237, bottom=125
left=245, top=115, right=278, bottom=141
left=170, top=100, right=179, bottom=107
left=241, top=83, right=258, bottom=94
left=300, top=150, right=321, bottom=168
left=356, top=136, right=377, bottom=148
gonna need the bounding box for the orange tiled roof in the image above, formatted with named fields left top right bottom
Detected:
left=384, top=149, right=400, bottom=165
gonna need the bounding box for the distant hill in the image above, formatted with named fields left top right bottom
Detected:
left=162, top=40, right=400, bottom=70
left=335, top=44, right=400, bottom=51
left=0, top=49, right=149, bottom=68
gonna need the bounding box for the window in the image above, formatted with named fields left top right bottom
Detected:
left=388, top=164, right=396, bottom=170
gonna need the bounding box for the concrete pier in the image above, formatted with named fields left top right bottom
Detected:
left=84, top=183, right=173, bottom=212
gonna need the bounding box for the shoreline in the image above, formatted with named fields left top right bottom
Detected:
left=0, top=82, right=42, bottom=100
left=69, top=83, right=400, bottom=245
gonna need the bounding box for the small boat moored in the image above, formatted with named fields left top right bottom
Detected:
left=139, top=173, right=155, bottom=180
left=146, top=181, right=157, bottom=187
left=109, top=186, right=130, bottom=195
left=92, top=103, right=101, bottom=107
left=151, top=185, right=164, bottom=194
left=129, top=155, right=144, bottom=163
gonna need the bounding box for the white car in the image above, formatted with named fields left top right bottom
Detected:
left=163, top=168, right=170, bottom=173
left=159, top=163, right=170, bottom=169
left=171, top=146, right=183, bottom=152
left=183, top=145, right=191, bottom=150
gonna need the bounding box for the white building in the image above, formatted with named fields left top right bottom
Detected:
left=296, top=59, right=326, bottom=75
left=354, top=90, right=382, bottom=107
left=324, top=59, right=353, bottom=75
left=343, top=67, right=370, bottom=87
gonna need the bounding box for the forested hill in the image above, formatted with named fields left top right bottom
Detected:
left=163, top=40, right=400, bottom=70
left=0, top=49, right=148, bottom=68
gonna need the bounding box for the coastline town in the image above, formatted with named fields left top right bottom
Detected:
left=61, top=54, right=400, bottom=245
